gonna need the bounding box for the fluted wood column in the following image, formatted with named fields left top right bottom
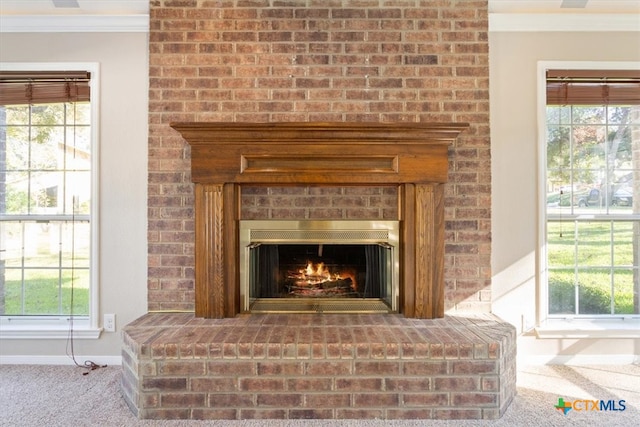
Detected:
left=401, top=183, right=445, bottom=319
left=416, top=183, right=445, bottom=318
left=194, top=183, right=238, bottom=318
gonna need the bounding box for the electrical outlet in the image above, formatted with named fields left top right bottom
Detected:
left=104, top=313, right=116, bottom=332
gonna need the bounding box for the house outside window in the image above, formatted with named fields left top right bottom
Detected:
left=0, top=64, right=99, bottom=337
left=543, top=65, right=640, bottom=320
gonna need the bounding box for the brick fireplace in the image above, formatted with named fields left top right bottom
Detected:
left=122, top=122, right=516, bottom=420
left=144, top=0, right=494, bottom=315
left=123, top=0, right=516, bottom=421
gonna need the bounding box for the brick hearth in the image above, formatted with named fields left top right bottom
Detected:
left=121, top=313, right=516, bottom=420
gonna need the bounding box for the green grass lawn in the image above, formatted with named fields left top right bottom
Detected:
left=1, top=234, right=90, bottom=316
left=2, top=269, right=89, bottom=316
left=547, top=221, right=639, bottom=315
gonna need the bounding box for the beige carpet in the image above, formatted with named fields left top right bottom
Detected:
left=1, top=363, right=639, bottom=426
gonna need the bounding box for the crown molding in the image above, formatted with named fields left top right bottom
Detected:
left=490, top=13, right=640, bottom=32
left=1, top=12, right=636, bottom=33
left=0, top=14, right=149, bottom=33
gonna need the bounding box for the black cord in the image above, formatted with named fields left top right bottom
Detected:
left=64, top=102, right=106, bottom=375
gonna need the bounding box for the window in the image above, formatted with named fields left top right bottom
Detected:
left=0, top=64, right=99, bottom=336
left=543, top=66, right=640, bottom=319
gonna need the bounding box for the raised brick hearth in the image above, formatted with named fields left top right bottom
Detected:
left=121, top=313, right=516, bottom=420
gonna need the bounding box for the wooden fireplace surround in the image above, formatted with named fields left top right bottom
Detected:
left=171, top=122, right=468, bottom=319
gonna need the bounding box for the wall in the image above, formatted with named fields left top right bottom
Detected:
left=148, top=0, right=492, bottom=314
left=0, top=32, right=149, bottom=360
left=490, top=30, right=640, bottom=361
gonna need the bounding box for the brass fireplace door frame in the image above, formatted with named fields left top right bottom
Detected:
left=239, top=220, right=400, bottom=314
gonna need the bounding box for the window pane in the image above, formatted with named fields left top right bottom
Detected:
left=547, top=125, right=570, bottom=170
left=576, top=222, right=611, bottom=266
left=30, top=104, right=64, bottom=126
left=31, top=126, right=63, bottom=170
left=2, top=268, right=23, bottom=314
left=65, top=171, right=91, bottom=215
left=577, top=269, right=611, bottom=315
left=613, top=268, right=637, bottom=315
left=608, top=106, right=631, bottom=124
left=573, top=184, right=606, bottom=212
left=546, top=180, right=572, bottom=213
left=546, top=105, right=571, bottom=125
left=0, top=222, right=22, bottom=268
left=61, top=222, right=90, bottom=268
left=609, top=132, right=631, bottom=165
left=612, top=180, right=633, bottom=209
left=573, top=126, right=606, bottom=170
left=613, top=221, right=636, bottom=266
left=65, top=125, right=91, bottom=162
left=4, top=105, right=30, bottom=125
left=0, top=268, right=24, bottom=315
left=547, top=222, right=575, bottom=267
left=548, top=269, right=575, bottom=315
left=21, top=269, right=62, bottom=315
left=67, top=103, right=91, bottom=126
left=4, top=125, right=29, bottom=170
left=29, top=171, right=62, bottom=214
left=22, top=222, right=58, bottom=268
left=573, top=106, right=605, bottom=124
left=4, top=171, right=29, bottom=214
left=66, top=269, right=89, bottom=315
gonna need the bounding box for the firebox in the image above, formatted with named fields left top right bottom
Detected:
left=240, top=220, right=399, bottom=313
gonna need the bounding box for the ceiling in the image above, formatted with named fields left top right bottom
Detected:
left=0, top=0, right=638, bottom=16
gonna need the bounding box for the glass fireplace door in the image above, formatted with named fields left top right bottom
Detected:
left=240, top=221, right=399, bottom=313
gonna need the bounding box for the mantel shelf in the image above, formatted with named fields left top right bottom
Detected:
left=171, top=122, right=468, bottom=185
left=171, top=121, right=469, bottom=144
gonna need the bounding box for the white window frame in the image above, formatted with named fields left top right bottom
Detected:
left=536, top=60, right=640, bottom=338
left=0, top=62, right=100, bottom=339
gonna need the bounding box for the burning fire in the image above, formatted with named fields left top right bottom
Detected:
left=287, top=261, right=358, bottom=297
left=302, top=262, right=337, bottom=282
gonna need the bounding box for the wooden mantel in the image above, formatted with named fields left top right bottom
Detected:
left=171, top=122, right=468, bottom=319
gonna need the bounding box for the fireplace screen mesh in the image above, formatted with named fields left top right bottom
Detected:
left=240, top=221, right=399, bottom=313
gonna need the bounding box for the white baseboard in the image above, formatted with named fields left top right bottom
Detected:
left=519, top=354, right=640, bottom=366
left=0, top=355, right=122, bottom=366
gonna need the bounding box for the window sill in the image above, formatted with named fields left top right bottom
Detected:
left=535, top=318, right=640, bottom=339
left=0, top=317, right=102, bottom=339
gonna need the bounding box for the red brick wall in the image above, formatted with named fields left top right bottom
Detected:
left=148, top=0, right=491, bottom=312
left=240, top=186, right=399, bottom=220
